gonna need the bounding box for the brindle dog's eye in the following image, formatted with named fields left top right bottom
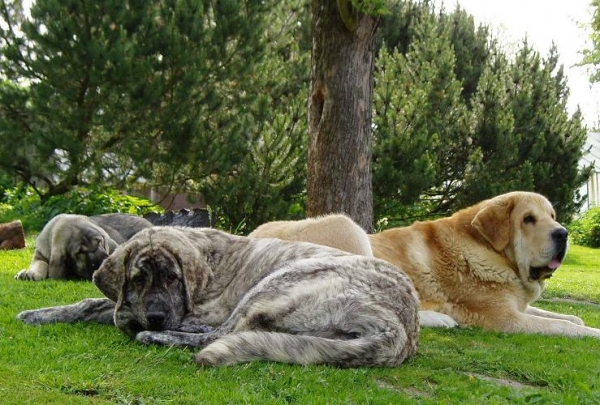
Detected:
left=167, top=273, right=178, bottom=283
left=133, top=275, right=145, bottom=287
left=523, top=215, right=536, bottom=224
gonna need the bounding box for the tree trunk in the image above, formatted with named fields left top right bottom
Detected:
left=308, top=0, right=376, bottom=232
left=0, top=220, right=26, bottom=250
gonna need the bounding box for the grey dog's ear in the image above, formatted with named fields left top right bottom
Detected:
left=105, top=237, right=119, bottom=254
left=471, top=197, right=514, bottom=252
left=93, top=244, right=128, bottom=302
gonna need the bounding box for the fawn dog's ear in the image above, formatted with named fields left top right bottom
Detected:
left=471, top=196, right=514, bottom=252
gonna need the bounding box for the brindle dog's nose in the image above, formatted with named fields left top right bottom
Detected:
left=552, top=228, right=568, bottom=243
left=147, top=312, right=166, bottom=329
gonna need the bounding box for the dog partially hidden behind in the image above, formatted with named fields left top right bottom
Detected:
left=15, top=213, right=153, bottom=281
left=17, top=227, right=420, bottom=367
left=249, top=192, right=600, bottom=339
left=250, top=214, right=373, bottom=257
left=249, top=214, right=457, bottom=329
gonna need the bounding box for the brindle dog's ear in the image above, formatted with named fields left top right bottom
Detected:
left=182, top=249, right=212, bottom=313
left=93, top=244, right=129, bottom=302
left=471, top=197, right=514, bottom=251
left=160, top=229, right=214, bottom=313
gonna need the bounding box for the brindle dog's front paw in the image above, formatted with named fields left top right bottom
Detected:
left=136, top=330, right=170, bottom=346
left=16, top=309, right=44, bottom=324
left=136, top=330, right=208, bottom=348
left=178, top=317, right=214, bottom=333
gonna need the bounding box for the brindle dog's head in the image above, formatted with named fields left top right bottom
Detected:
left=93, top=227, right=214, bottom=337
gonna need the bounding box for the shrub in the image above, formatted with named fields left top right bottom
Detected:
left=0, top=186, right=161, bottom=232
left=568, top=207, right=600, bottom=248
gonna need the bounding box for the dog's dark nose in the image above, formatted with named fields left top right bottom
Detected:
left=552, top=228, right=568, bottom=243
left=146, top=312, right=166, bottom=329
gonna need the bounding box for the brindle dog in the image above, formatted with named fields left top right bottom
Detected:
left=18, top=227, right=420, bottom=367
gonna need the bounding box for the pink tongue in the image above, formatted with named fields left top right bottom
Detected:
left=548, top=258, right=562, bottom=270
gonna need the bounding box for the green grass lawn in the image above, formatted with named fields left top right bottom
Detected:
left=1, top=238, right=599, bottom=404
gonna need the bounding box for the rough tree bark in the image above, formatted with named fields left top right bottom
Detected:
left=308, top=0, right=377, bottom=232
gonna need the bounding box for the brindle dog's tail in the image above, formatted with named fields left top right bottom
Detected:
left=194, top=329, right=417, bottom=367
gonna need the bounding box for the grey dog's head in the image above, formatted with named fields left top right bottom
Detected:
left=93, top=227, right=214, bottom=337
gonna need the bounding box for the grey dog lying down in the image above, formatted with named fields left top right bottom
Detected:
left=18, top=227, right=420, bottom=367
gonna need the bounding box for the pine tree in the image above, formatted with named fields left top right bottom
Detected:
left=198, top=0, right=310, bottom=231
left=508, top=43, right=590, bottom=221
left=438, top=5, right=490, bottom=103
left=373, top=9, right=475, bottom=222
left=373, top=3, right=588, bottom=222
left=453, top=41, right=589, bottom=221
left=457, top=51, right=533, bottom=207
left=0, top=0, right=267, bottom=201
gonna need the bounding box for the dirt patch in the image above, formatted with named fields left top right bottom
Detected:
left=539, top=297, right=600, bottom=308
left=375, top=379, right=431, bottom=398
left=469, top=373, right=538, bottom=390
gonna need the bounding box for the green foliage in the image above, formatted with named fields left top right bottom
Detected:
left=0, top=0, right=590, bottom=228
left=200, top=1, right=310, bottom=232
left=581, top=0, right=600, bottom=83
left=372, top=2, right=589, bottom=224
left=0, top=186, right=159, bottom=231
left=377, top=2, right=490, bottom=103
left=453, top=52, right=532, bottom=208
left=350, top=0, right=390, bottom=17
left=507, top=44, right=590, bottom=222
left=0, top=173, right=16, bottom=201
left=373, top=7, right=478, bottom=219
left=0, top=0, right=269, bottom=198
left=438, top=5, right=490, bottom=103
left=0, top=0, right=309, bottom=231
left=569, top=207, right=600, bottom=248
